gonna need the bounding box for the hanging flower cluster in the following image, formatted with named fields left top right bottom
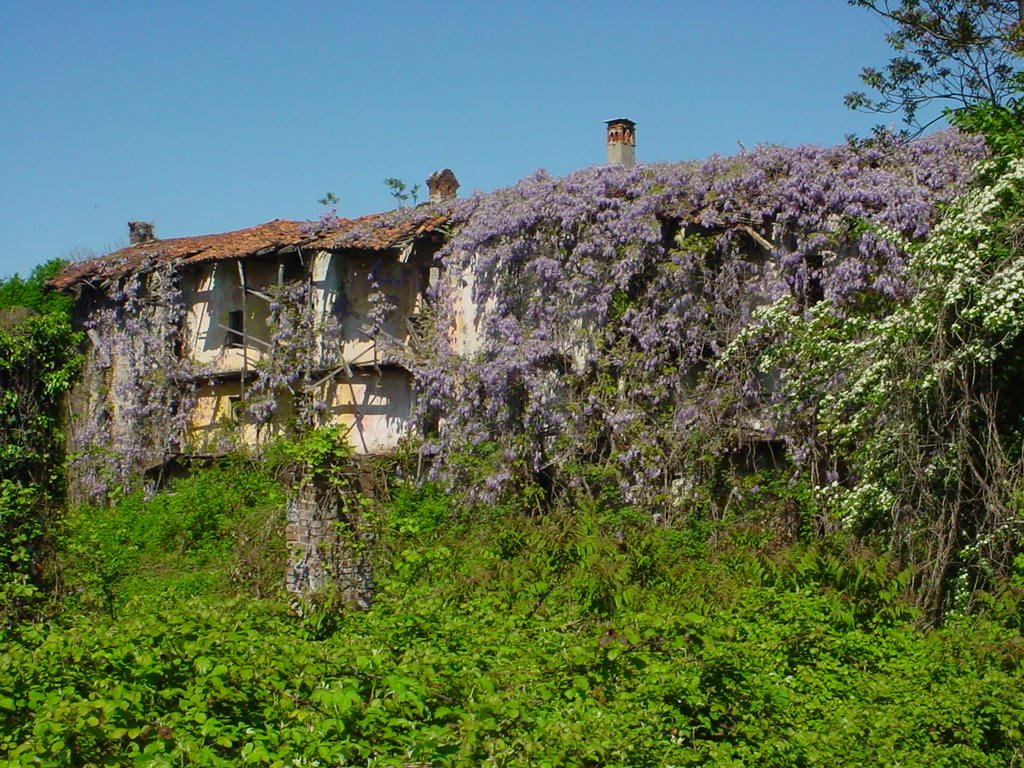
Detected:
left=408, top=130, right=987, bottom=509
left=69, top=261, right=197, bottom=499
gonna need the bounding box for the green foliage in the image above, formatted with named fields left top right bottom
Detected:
left=0, top=310, right=81, bottom=624
left=264, top=425, right=354, bottom=489
left=847, top=0, right=1024, bottom=131
left=387, top=481, right=452, bottom=536
left=59, top=460, right=286, bottom=614
left=836, top=21, right=1024, bottom=615
left=751, top=147, right=1024, bottom=620
left=951, top=94, right=1024, bottom=169
left=383, top=177, right=420, bottom=207
left=0, top=259, right=72, bottom=318
left=3, top=482, right=1023, bottom=766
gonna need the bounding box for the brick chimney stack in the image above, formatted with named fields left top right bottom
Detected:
left=427, top=169, right=459, bottom=203
left=128, top=221, right=155, bottom=245
left=606, top=119, right=636, bottom=167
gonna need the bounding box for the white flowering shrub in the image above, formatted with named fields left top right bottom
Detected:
left=760, top=155, right=1024, bottom=619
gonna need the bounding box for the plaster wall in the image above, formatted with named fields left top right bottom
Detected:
left=186, top=369, right=414, bottom=455
left=310, top=251, right=429, bottom=367
left=311, top=369, right=414, bottom=454
left=181, top=260, right=281, bottom=374
left=447, top=255, right=495, bottom=357
left=446, top=253, right=592, bottom=367
left=188, top=380, right=295, bottom=452
left=181, top=250, right=430, bottom=377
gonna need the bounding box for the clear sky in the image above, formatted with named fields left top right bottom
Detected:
left=0, top=1, right=906, bottom=278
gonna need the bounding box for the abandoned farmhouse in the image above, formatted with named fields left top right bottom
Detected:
left=50, top=122, right=986, bottom=509
left=53, top=206, right=445, bottom=448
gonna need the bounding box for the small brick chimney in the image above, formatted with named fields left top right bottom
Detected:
left=606, top=119, right=636, bottom=167
left=426, top=169, right=459, bottom=203
left=128, top=221, right=155, bottom=245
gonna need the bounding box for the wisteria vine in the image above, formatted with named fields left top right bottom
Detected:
left=409, top=130, right=987, bottom=511
left=68, top=130, right=986, bottom=516
left=70, top=262, right=196, bottom=499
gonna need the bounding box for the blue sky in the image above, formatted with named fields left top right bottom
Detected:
left=0, top=1, right=904, bottom=278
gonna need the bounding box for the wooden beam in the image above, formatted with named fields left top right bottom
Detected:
left=245, top=287, right=274, bottom=303
left=236, top=261, right=248, bottom=400
left=738, top=224, right=776, bottom=252
left=306, top=359, right=354, bottom=392
left=215, top=324, right=271, bottom=349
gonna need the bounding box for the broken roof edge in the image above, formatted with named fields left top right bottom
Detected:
left=49, top=209, right=451, bottom=293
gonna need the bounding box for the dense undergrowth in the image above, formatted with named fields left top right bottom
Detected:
left=2, top=462, right=1023, bottom=767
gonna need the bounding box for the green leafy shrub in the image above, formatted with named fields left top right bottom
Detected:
left=386, top=481, right=452, bottom=536
left=4, top=516, right=1023, bottom=767
left=0, top=259, right=71, bottom=318
left=264, top=424, right=354, bottom=489
left=59, top=460, right=285, bottom=614
left=0, top=310, right=81, bottom=625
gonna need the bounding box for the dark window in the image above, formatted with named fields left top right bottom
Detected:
left=280, top=257, right=305, bottom=283
left=227, top=394, right=242, bottom=422
left=226, top=310, right=244, bottom=347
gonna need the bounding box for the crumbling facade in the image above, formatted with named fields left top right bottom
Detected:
left=51, top=206, right=451, bottom=494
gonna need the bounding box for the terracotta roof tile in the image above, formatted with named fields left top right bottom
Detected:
left=49, top=211, right=449, bottom=292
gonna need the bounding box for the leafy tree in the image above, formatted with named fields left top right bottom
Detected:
left=0, top=314, right=81, bottom=622
left=847, top=0, right=1024, bottom=131
left=756, top=152, right=1024, bottom=620
left=0, top=260, right=80, bottom=623
left=758, top=25, right=1024, bottom=619
left=0, top=258, right=72, bottom=319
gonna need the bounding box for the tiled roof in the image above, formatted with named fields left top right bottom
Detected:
left=49, top=211, right=449, bottom=292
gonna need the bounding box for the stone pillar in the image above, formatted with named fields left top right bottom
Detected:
left=286, top=476, right=374, bottom=609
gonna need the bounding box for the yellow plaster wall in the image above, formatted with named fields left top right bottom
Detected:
left=311, top=369, right=414, bottom=454
left=178, top=249, right=426, bottom=455
left=187, top=369, right=413, bottom=455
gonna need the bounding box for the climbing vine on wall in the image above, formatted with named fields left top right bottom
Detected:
left=409, top=130, right=986, bottom=515
left=243, top=278, right=320, bottom=427
left=70, top=262, right=196, bottom=500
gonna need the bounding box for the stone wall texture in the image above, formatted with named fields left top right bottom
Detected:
left=285, top=471, right=375, bottom=609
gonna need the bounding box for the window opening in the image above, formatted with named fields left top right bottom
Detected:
left=280, top=257, right=306, bottom=283
left=226, top=309, right=244, bottom=347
